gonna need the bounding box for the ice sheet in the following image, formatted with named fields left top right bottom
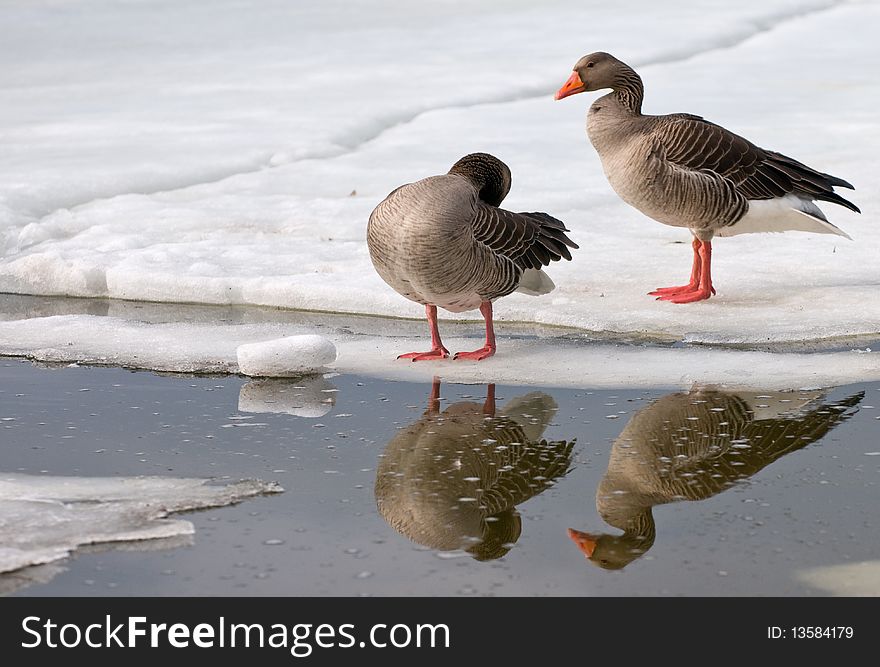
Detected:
left=0, top=474, right=282, bottom=574
left=0, top=314, right=876, bottom=390
left=0, top=0, right=876, bottom=346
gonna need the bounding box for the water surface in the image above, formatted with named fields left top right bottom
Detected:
left=1, top=360, right=877, bottom=596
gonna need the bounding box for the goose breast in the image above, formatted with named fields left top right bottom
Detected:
left=592, top=111, right=746, bottom=234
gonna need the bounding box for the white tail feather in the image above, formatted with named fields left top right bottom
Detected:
left=516, top=268, right=555, bottom=296
left=735, top=391, right=828, bottom=420
left=498, top=393, right=559, bottom=441
left=717, top=195, right=852, bottom=240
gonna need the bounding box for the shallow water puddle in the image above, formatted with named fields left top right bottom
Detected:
left=1, top=360, right=877, bottom=596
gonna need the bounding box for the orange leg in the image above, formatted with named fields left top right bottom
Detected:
left=424, top=379, right=495, bottom=417
left=649, top=238, right=702, bottom=296
left=424, top=377, right=442, bottom=415
left=398, top=304, right=450, bottom=361
left=453, top=301, right=496, bottom=361
left=482, top=383, right=496, bottom=416
left=650, top=238, right=716, bottom=303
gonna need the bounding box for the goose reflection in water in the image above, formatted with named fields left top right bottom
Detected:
left=375, top=379, right=574, bottom=560
left=569, top=387, right=863, bottom=570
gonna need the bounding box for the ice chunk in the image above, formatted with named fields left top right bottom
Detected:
left=238, top=376, right=337, bottom=418
left=0, top=474, right=282, bottom=575
left=236, top=335, right=337, bottom=377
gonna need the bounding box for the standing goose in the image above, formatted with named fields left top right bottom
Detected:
left=568, top=387, right=863, bottom=570
left=368, top=153, right=578, bottom=360
left=554, top=52, right=860, bottom=303
left=375, top=379, right=575, bottom=560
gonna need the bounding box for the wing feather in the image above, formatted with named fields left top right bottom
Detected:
left=471, top=205, right=578, bottom=271
left=658, top=115, right=859, bottom=213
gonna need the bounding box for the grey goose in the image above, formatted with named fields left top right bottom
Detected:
left=375, top=380, right=574, bottom=559
left=568, top=387, right=863, bottom=570
left=367, top=153, right=577, bottom=360
left=555, top=52, right=860, bottom=303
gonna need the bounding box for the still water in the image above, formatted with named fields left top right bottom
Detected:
left=1, top=360, right=877, bottom=596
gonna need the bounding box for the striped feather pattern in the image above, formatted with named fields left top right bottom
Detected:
left=657, top=115, right=860, bottom=214
left=603, top=389, right=862, bottom=507
left=367, top=154, right=577, bottom=313
left=471, top=206, right=576, bottom=271
left=583, top=389, right=863, bottom=569
left=375, top=390, right=574, bottom=560
left=576, top=52, right=860, bottom=238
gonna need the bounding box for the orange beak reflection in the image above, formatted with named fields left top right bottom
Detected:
left=554, top=72, right=586, bottom=100
left=568, top=528, right=599, bottom=558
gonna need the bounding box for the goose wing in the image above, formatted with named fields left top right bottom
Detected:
left=738, top=391, right=863, bottom=464
left=657, top=114, right=859, bottom=212
left=477, top=436, right=576, bottom=516
left=470, top=205, right=578, bottom=271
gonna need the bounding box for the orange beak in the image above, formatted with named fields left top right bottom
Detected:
left=555, top=72, right=586, bottom=100
left=567, top=528, right=599, bottom=558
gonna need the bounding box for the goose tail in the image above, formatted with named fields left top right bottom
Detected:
left=516, top=268, right=556, bottom=296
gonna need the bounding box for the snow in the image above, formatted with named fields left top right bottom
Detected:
left=0, top=0, right=876, bottom=349
left=0, top=474, right=282, bottom=574
left=795, top=561, right=880, bottom=596
left=237, top=335, right=337, bottom=377
left=1, top=0, right=875, bottom=593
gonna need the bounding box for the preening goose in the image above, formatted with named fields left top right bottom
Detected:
left=555, top=52, right=860, bottom=303
left=367, top=153, right=578, bottom=360
left=375, top=379, right=574, bottom=560
left=568, top=387, right=863, bottom=570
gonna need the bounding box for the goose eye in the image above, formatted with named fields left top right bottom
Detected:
left=586, top=62, right=595, bottom=68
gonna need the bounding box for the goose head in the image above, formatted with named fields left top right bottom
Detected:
left=568, top=527, right=653, bottom=570
left=569, top=477, right=657, bottom=570
left=448, top=152, right=512, bottom=206
left=554, top=51, right=629, bottom=100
